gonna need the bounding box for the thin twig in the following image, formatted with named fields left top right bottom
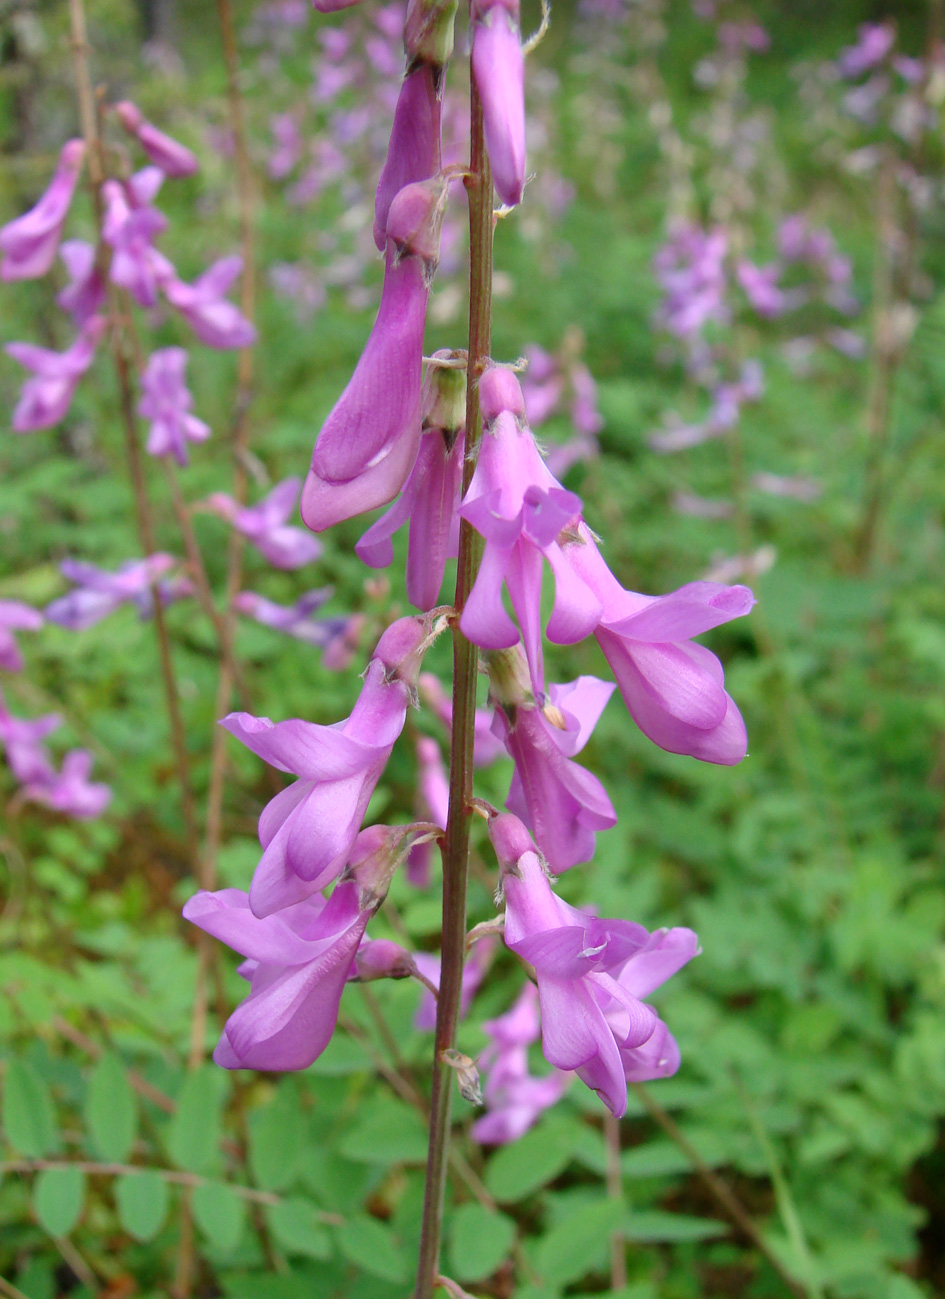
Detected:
left=631, top=1083, right=810, bottom=1299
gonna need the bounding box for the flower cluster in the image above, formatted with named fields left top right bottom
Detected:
left=181, top=0, right=754, bottom=1134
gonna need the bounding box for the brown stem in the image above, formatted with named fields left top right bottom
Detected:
left=631, top=1083, right=809, bottom=1299
left=414, top=60, right=493, bottom=1299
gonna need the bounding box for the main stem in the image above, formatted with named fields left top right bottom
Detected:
left=413, top=68, right=493, bottom=1299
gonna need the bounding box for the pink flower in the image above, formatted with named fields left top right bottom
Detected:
left=0, top=697, right=61, bottom=785
left=373, top=64, right=442, bottom=250
left=22, top=748, right=111, bottom=819
left=45, top=554, right=182, bottom=630
left=471, top=984, right=570, bottom=1144
left=301, top=178, right=447, bottom=532
left=101, top=176, right=171, bottom=308
left=491, top=812, right=699, bottom=1117
left=115, top=101, right=199, bottom=178
left=414, top=935, right=498, bottom=1031
left=206, top=478, right=321, bottom=570
left=490, top=656, right=616, bottom=871
left=138, top=348, right=211, bottom=465
left=234, top=588, right=353, bottom=652
left=163, top=256, right=256, bottom=350
left=222, top=617, right=428, bottom=917
left=0, top=600, right=44, bottom=672
left=355, top=353, right=466, bottom=610
left=406, top=735, right=449, bottom=886
left=6, top=317, right=106, bottom=432
left=0, top=140, right=85, bottom=281
left=458, top=365, right=601, bottom=695
left=418, top=671, right=506, bottom=768
left=736, top=260, right=785, bottom=318
left=183, top=827, right=408, bottom=1071
left=57, top=241, right=107, bottom=325
left=561, top=523, right=754, bottom=764
left=471, top=0, right=526, bottom=207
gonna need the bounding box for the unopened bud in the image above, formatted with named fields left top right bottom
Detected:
left=405, top=0, right=459, bottom=75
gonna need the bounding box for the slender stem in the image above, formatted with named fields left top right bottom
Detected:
left=413, top=66, right=493, bottom=1299
left=604, top=1112, right=627, bottom=1289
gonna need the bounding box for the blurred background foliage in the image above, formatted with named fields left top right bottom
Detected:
left=2, top=0, right=945, bottom=1296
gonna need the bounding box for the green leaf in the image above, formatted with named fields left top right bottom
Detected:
left=266, top=1196, right=332, bottom=1259
left=339, top=1095, right=429, bottom=1165
left=484, top=1117, right=576, bottom=1202
left=84, top=1053, right=137, bottom=1163
left=116, top=1172, right=170, bottom=1241
left=33, top=1167, right=85, bottom=1237
left=2, top=1059, right=59, bottom=1157
left=448, top=1203, right=517, bottom=1280
left=534, top=1198, right=626, bottom=1285
left=622, top=1210, right=728, bottom=1242
left=248, top=1087, right=304, bottom=1190
left=192, top=1182, right=246, bottom=1254
left=335, top=1214, right=407, bottom=1283
left=166, top=1065, right=226, bottom=1173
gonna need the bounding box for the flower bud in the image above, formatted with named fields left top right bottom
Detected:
left=405, top=0, right=459, bottom=76
left=354, top=938, right=419, bottom=982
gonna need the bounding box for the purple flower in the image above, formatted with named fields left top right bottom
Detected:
left=654, top=223, right=729, bottom=340
left=490, top=657, right=616, bottom=871
left=222, top=616, right=428, bottom=917
left=234, top=588, right=351, bottom=650
left=471, top=0, right=526, bottom=207
left=101, top=176, right=171, bottom=308
left=0, top=600, right=43, bottom=672
left=206, top=478, right=321, bottom=569
left=115, top=101, right=199, bottom=178
left=163, top=256, right=257, bottom=350
left=458, top=365, right=601, bottom=696
left=57, top=241, right=107, bottom=325
left=561, top=523, right=754, bottom=764
left=0, top=139, right=85, bottom=281
left=491, top=812, right=699, bottom=1117
left=736, top=260, right=785, bottom=318
left=23, top=748, right=111, bottom=819
left=374, top=64, right=442, bottom=250
left=268, top=113, right=303, bottom=180
left=45, top=554, right=181, bottom=630
left=138, top=348, right=211, bottom=466
left=183, top=827, right=407, bottom=1071
left=837, top=23, right=895, bottom=79
left=0, top=698, right=62, bottom=785
left=471, top=983, right=570, bottom=1144
left=355, top=353, right=466, bottom=610
left=6, top=317, right=106, bottom=432
left=301, top=178, right=447, bottom=532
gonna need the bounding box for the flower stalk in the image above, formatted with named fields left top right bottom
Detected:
left=413, top=54, right=494, bottom=1299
